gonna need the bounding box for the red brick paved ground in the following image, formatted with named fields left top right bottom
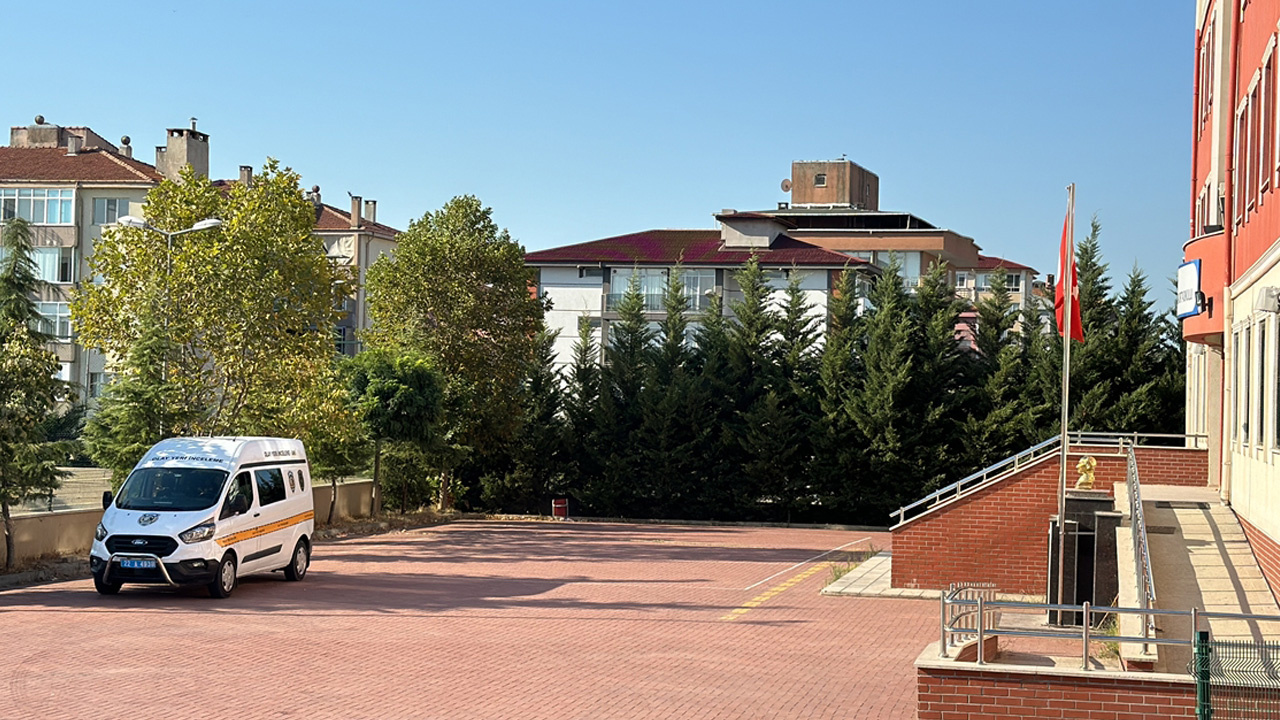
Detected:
left=0, top=521, right=935, bottom=719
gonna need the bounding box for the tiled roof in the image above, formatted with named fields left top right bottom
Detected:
left=0, top=147, right=161, bottom=183
left=973, top=254, right=1036, bottom=274
left=525, top=229, right=873, bottom=269
left=313, top=203, right=400, bottom=237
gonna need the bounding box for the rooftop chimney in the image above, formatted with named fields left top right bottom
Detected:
left=239, top=165, right=253, bottom=187
left=66, top=135, right=81, bottom=156
left=364, top=199, right=377, bottom=224
left=350, top=195, right=362, bottom=230
left=155, top=120, right=210, bottom=181
left=13, top=115, right=61, bottom=147
left=119, top=136, right=132, bottom=158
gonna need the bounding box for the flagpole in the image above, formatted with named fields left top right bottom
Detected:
left=1056, top=183, right=1075, bottom=618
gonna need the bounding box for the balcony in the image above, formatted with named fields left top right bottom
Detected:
left=1181, top=229, right=1225, bottom=345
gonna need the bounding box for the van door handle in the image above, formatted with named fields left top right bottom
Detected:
left=253, top=513, right=261, bottom=518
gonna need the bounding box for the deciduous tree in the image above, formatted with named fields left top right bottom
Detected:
left=364, top=195, right=545, bottom=509
left=74, top=161, right=351, bottom=437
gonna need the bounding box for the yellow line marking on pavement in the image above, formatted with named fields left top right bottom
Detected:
left=721, top=562, right=828, bottom=621
left=742, top=537, right=869, bottom=590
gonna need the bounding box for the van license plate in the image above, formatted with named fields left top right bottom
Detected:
left=120, top=559, right=156, bottom=569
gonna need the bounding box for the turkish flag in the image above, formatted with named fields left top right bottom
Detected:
left=1054, top=213, right=1084, bottom=342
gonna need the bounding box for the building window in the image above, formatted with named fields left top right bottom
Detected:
left=1235, top=106, right=1246, bottom=223
left=681, top=269, right=716, bottom=311
left=1248, top=84, right=1259, bottom=212
left=578, top=267, right=604, bottom=279
left=608, top=267, right=667, bottom=311
left=35, top=302, right=71, bottom=340
left=33, top=247, right=75, bottom=283
left=814, top=173, right=827, bottom=187
left=92, top=198, right=131, bottom=226
left=955, top=272, right=971, bottom=288
left=1199, top=21, right=1215, bottom=132
left=88, top=372, right=111, bottom=399
left=1006, top=273, right=1023, bottom=291
left=0, top=188, right=73, bottom=225
left=1258, top=320, right=1267, bottom=447
left=1263, top=52, right=1275, bottom=197
left=1233, top=330, right=1241, bottom=441
left=1243, top=325, right=1252, bottom=444
left=334, top=326, right=359, bottom=356
left=1274, top=321, right=1280, bottom=446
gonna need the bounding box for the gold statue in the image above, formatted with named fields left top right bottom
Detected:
left=1075, top=456, right=1097, bottom=490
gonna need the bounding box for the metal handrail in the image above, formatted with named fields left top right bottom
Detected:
left=890, top=431, right=1209, bottom=528
left=1126, top=442, right=1159, bottom=652
left=939, top=591, right=1280, bottom=671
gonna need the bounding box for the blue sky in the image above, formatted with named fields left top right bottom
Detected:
left=5, top=1, right=1190, bottom=296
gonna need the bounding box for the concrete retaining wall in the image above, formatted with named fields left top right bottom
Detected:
left=2, top=479, right=376, bottom=569
left=312, top=479, right=376, bottom=523
left=0, top=508, right=101, bottom=568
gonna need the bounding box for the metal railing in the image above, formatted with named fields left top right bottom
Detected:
left=604, top=293, right=712, bottom=313
left=1126, top=441, right=1159, bottom=652
left=943, top=582, right=999, bottom=647
left=939, top=591, right=1280, bottom=672
left=889, top=431, right=1209, bottom=528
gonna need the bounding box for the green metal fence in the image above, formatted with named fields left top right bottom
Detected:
left=1193, top=631, right=1280, bottom=719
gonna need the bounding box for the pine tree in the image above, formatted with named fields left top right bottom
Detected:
left=815, top=267, right=867, bottom=516
left=562, top=316, right=602, bottom=505
left=482, top=329, right=566, bottom=513
left=963, top=266, right=1033, bottom=468
left=690, top=292, right=742, bottom=517
left=909, top=261, right=972, bottom=493
left=1069, top=216, right=1120, bottom=431
left=847, top=257, right=922, bottom=520
left=727, top=256, right=779, bottom=396
left=741, top=273, right=822, bottom=522
left=588, top=273, right=654, bottom=515
left=1109, top=267, right=1183, bottom=433
left=724, top=256, right=782, bottom=516
left=974, top=267, right=1017, bottom=365
left=635, top=268, right=708, bottom=518
left=84, top=310, right=203, bottom=485
left=0, top=218, right=50, bottom=343
left=0, top=218, right=68, bottom=568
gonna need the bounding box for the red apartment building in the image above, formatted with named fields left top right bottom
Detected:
left=1184, top=0, right=1280, bottom=595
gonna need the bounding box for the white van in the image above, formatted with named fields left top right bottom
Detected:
left=90, top=437, right=315, bottom=598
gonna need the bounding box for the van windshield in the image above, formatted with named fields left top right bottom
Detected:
left=115, top=467, right=229, bottom=512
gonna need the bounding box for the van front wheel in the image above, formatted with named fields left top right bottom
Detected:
left=284, top=539, right=309, bottom=581
left=94, top=575, right=121, bottom=595
left=208, top=554, right=237, bottom=598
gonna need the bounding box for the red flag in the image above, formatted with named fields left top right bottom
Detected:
left=1054, top=213, right=1084, bottom=342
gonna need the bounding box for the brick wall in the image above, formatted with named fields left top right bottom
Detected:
left=1239, top=513, right=1280, bottom=606
left=918, top=665, right=1196, bottom=719
left=1130, top=446, right=1211, bottom=486
left=891, top=446, right=1210, bottom=594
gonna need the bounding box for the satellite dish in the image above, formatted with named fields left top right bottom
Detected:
left=781, top=178, right=792, bottom=193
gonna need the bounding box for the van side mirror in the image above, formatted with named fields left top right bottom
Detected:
left=102, top=491, right=113, bottom=510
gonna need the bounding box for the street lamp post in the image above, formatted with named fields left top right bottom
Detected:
left=115, top=215, right=222, bottom=434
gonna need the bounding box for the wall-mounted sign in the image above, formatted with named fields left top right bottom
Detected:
left=1177, top=260, right=1202, bottom=319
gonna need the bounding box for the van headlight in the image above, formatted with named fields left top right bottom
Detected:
left=179, top=521, right=216, bottom=544
left=95, top=523, right=108, bottom=541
